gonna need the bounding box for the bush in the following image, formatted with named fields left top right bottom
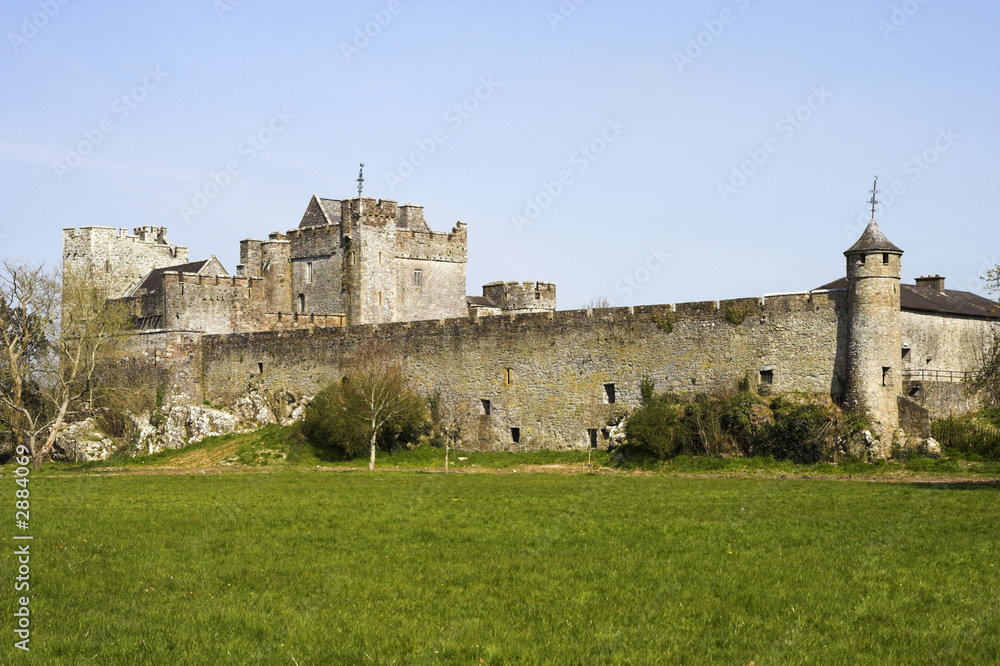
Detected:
left=932, top=412, right=1000, bottom=461
left=761, top=398, right=830, bottom=464
left=624, top=393, right=689, bottom=458
left=301, top=378, right=427, bottom=458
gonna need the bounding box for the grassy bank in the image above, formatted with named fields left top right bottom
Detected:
left=1, top=472, right=997, bottom=663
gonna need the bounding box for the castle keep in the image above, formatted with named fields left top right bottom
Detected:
left=63, top=195, right=998, bottom=452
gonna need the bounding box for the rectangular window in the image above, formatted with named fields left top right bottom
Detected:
left=481, top=399, right=491, bottom=416
left=305, top=261, right=313, bottom=284
left=588, top=428, right=598, bottom=448
left=860, top=254, right=866, bottom=264
left=510, top=427, right=520, bottom=444
left=901, top=347, right=911, bottom=361
left=504, top=368, right=513, bottom=385
left=298, top=294, right=306, bottom=313
left=760, top=370, right=774, bottom=385
left=377, top=291, right=384, bottom=307
left=604, top=383, right=616, bottom=404
left=883, top=253, right=889, bottom=264
left=534, top=291, right=541, bottom=300
left=257, top=362, right=264, bottom=374
left=882, top=366, right=891, bottom=386
left=413, top=269, right=422, bottom=288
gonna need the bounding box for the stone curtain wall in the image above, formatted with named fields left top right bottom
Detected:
left=200, top=292, right=846, bottom=450
left=901, top=311, right=997, bottom=375
left=63, top=226, right=189, bottom=298
left=161, top=273, right=269, bottom=335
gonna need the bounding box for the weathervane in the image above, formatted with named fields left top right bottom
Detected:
left=357, top=163, right=365, bottom=198
left=867, top=175, right=880, bottom=219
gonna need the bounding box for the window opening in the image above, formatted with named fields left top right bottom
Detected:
left=901, top=347, right=911, bottom=361
left=298, top=294, right=306, bottom=313
left=882, top=253, right=889, bottom=264
left=481, top=399, right=491, bottom=416
left=257, top=362, right=264, bottom=374
left=306, top=261, right=313, bottom=284
left=413, top=269, right=422, bottom=288
left=882, top=366, right=890, bottom=386
left=760, top=370, right=774, bottom=385
left=604, top=383, right=616, bottom=404
left=510, top=427, right=520, bottom=444
left=504, top=368, right=513, bottom=385
left=588, top=429, right=598, bottom=448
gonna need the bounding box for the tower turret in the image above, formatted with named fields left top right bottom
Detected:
left=844, top=217, right=903, bottom=450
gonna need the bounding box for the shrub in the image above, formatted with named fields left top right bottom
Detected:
left=762, top=398, right=831, bottom=464
left=302, top=377, right=428, bottom=458
left=932, top=411, right=1000, bottom=461
left=624, top=392, right=689, bottom=458
left=721, top=391, right=770, bottom=456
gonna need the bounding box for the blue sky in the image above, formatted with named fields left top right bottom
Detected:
left=1, top=0, right=998, bottom=308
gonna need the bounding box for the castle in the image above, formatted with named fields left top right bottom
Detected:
left=63, top=193, right=998, bottom=454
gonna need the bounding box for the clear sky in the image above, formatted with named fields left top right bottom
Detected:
left=1, top=0, right=998, bottom=308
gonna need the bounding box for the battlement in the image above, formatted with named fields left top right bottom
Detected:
left=480, top=281, right=556, bottom=313
left=63, top=225, right=189, bottom=298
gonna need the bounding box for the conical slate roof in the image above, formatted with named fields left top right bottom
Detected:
left=844, top=219, right=902, bottom=255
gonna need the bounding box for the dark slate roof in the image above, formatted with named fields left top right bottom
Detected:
left=844, top=219, right=903, bottom=255
left=816, top=277, right=999, bottom=319
left=133, top=260, right=209, bottom=296
left=466, top=295, right=496, bottom=307
left=298, top=195, right=342, bottom=228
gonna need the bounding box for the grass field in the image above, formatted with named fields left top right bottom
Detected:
left=2, top=470, right=998, bottom=664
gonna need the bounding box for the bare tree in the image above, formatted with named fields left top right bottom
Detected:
left=347, top=338, right=426, bottom=471
left=0, top=260, right=131, bottom=468
left=436, top=395, right=473, bottom=473
left=582, top=295, right=611, bottom=310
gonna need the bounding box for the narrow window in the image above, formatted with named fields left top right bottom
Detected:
left=604, top=383, right=616, bottom=404
left=882, top=253, right=889, bottom=264
left=535, top=291, right=541, bottom=300
left=378, top=251, right=382, bottom=265
left=510, top=427, right=520, bottom=444
left=504, top=368, right=513, bottom=385
left=413, top=269, right=422, bottom=288
left=257, top=362, right=264, bottom=374
left=104, top=259, right=112, bottom=273
left=760, top=370, right=774, bottom=385
left=588, top=429, right=598, bottom=448
left=481, top=399, right=491, bottom=415
left=377, top=291, right=384, bottom=307
left=298, top=293, right=306, bottom=313
left=901, top=347, right=911, bottom=361
left=882, top=366, right=891, bottom=386
left=859, top=254, right=866, bottom=264
left=306, top=261, right=313, bottom=284
left=908, top=386, right=920, bottom=397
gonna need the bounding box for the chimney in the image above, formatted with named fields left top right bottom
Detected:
left=914, top=275, right=945, bottom=293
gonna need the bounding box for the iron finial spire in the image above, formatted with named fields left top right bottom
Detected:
left=357, top=163, right=365, bottom=198
left=868, top=175, right=880, bottom=220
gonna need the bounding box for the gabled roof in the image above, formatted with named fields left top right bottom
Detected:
left=128, top=256, right=228, bottom=297
left=298, top=195, right=342, bottom=228
left=844, top=219, right=902, bottom=255
left=817, top=277, right=999, bottom=319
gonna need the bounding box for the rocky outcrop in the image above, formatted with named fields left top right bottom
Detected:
left=52, top=419, right=118, bottom=462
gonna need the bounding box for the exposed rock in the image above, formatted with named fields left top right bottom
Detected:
left=920, top=437, right=942, bottom=457
left=606, top=419, right=627, bottom=448
left=161, top=405, right=242, bottom=451
left=231, top=388, right=311, bottom=427
left=52, top=419, right=117, bottom=462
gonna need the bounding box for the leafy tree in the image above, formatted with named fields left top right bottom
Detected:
left=624, top=392, right=689, bottom=458
left=302, top=339, right=427, bottom=468
left=0, top=260, right=131, bottom=468
left=970, top=265, right=1000, bottom=408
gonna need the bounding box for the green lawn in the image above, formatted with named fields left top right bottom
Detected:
left=2, top=472, right=998, bottom=664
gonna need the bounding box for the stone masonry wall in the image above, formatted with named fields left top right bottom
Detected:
left=63, top=226, right=189, bottom=298
left=200, top=292, right=847, bottom=450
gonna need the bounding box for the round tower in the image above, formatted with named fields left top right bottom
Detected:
left=844, top=218, right=903, bottom=441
